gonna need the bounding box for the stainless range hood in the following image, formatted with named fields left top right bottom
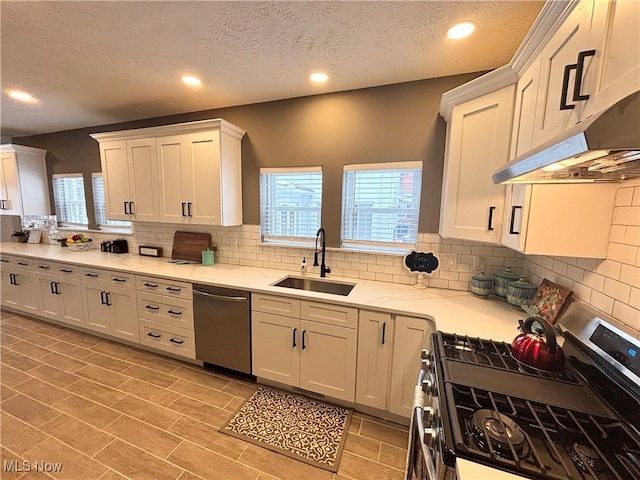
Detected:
left=493, top=91, right=640, bottom=184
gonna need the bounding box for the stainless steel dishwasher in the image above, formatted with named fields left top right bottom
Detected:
left=193, top=284, right=252, bottom=374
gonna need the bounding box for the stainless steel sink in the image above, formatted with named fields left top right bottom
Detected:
left=272, top=276, right=355, bottom=296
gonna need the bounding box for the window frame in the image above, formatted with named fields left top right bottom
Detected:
left=340, top=161, right=423, bottom=254
left=51, top=173, right=89, bottom=228
left=259, top=166, right=323, bottom=247
left=91, top=173, right=132, bottom=233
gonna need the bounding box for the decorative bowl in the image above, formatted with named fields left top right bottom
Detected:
left=470, top=272, right=494, bottom=297
left=506, top=276, right=537, bottom=307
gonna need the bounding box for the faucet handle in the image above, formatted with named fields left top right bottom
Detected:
left=324, top=266, right=331, bottom=275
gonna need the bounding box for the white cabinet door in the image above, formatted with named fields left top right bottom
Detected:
left=251, top=311, right=299, bottom=386
left=1, top=269, right=21, bottom=309
left=356, top=311, right=393, bottom=410
left=440, top=85, right=515, bottom=243
left=501, top=183, right=615, bottom=258
left=110, top=287, right=139, bottom=343
left=389, top=315, right=434, bottom=418
left=84, top=284, right=113, bottom=334
left=186, top=131, right=222, bottom=225
left=58, top=278, right=84, bottom=327
left=532, top=0, right=601, bottom=147
left=156, top=135, right=188, bottom=223
left=0, top=153, right=22, bottom=215
left=299, top=320, right=357, bottom=402
left=38, top=276, right=62, bottom=320
left=510, top=56, right=542, bottom=160
left=582, top=0, right=640, bottom=117
left=127, top=138, right=159, bottom=222
left=100, top=141, right=131, bottom=221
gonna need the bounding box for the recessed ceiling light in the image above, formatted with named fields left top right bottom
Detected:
left=447, top=22, right=476, bottom=40
left=8, top=90, right=36, bottom=102
left=309, top=72, right=329, bottom=83
left=181, top=75, right=202, bottom=86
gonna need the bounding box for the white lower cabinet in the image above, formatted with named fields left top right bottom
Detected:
left=299, top=319, right=357, bottom=401
left=1, top=268, right=41, bottom=315
left=136, top=277, right=195, bottom=359
left=356, top=311, right=393, bottom=410
left=389, top=315, right=435, bottom=418
left=251, top=295, right=357, bottom=402
left=252, top=311, right=300, bottom=386
left=37, top=275, right=83, bottom=327
left=83, top=283, right=138, bottom=342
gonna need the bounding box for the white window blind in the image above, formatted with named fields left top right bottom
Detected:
left=341, top=161, right=422, bottom=253
left=260, top=167, right=322, bottom=245
left=92, top=173, right=131, bottom=231
left=52, top=174, right=88, bottom=226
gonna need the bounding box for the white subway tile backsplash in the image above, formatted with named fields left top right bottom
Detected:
left=629, top=287, right=640, bottom=310
left=551, top=259, right=568, bottom=277
left=620, top=264, right=640, bottom=287
left=590, top=291, right=615, bottom=315
left=576, top=258, right=598, bottom=270
left=608, top=242, right=638, bottom=265
left=614, top=206, right=640, bottom=226
left=571, top=282, right=592, bottom=303
left=566, top=265, right=584, bottom=282
left=595, top=259, right=622, bottom=280
left=603, top=278, right=631, bottom=303
left=615, top=187, right=634, bottom=206
left=633, top=186, right=640, bottom=206
left=613, top=301, right=640, bottom=331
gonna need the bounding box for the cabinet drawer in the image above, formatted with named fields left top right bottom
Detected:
left=137, top=292, right=193, bottom=330
left=252, top=293, right=300, bottom=317
left=1, top=255, right=34, bottom=270
left=35, top=261, right=80, bottom=277
left=137, top=276, right=192, bottom=300
left=81, top=267, right=110, bottom=282
left=139, top=319, right=195, bottom=359
left=301, top=301, right=358, bottom=329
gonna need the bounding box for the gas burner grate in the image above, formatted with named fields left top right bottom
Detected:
left=446, top=384, right=640, bottom=480
left=439, top=332, right=579, bottom=384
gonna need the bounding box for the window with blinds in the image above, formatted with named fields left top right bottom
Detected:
left=260, top=167, right=322, bottom=246
left=341, top=161, right=422, bottom=253
left=52, top=174, right=88, bottom=226
left=92, top=173, right=132, bottom=231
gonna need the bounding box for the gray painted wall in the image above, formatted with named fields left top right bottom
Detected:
left=12, top=72, right=483, bottom=245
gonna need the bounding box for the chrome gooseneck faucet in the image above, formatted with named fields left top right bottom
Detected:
left=313, top=228, right=331, bottom=277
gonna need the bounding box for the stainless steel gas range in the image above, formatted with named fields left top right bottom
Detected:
left=407, top=304, right=640, bottom=480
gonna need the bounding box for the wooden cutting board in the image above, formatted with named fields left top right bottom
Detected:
left=171, top=231, right=211, bottom=262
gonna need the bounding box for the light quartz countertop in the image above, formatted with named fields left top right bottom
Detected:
left=0, top=243, right=525, bottom=342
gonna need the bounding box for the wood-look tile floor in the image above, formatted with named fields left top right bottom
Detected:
left=0, top=312, right=408, bottom=480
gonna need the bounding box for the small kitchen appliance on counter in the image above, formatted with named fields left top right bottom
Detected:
left=407, top=303, right=640, bottom=480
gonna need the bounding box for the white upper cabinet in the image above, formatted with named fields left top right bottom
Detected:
left=501, top=183, right=616, bottom=257
left=510, top=56, right=542, bottom=160
left=581, top=0, right=640, bottom=118
left=0, top=144, right=50, bottom=216
left=98, top=138, right=158, bottom=222
left=440, top=85, right=515, bottom=243
left=92, top=119, right=245, bottom=226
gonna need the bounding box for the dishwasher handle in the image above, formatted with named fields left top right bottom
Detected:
left=193, top=289, right=248, bottom=302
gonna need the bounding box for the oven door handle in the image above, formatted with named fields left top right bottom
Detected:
left=415, top=406, right=439, bottom=480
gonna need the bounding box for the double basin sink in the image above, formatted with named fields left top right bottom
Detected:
left=272, top=276, right=355, bottom=296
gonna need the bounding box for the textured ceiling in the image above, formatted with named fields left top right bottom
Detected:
left=1, top=1, right=544, bottom=138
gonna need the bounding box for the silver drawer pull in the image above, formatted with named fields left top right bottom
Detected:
left=167, top=310, right=182, bottom=316
left=145, top=305, right=160, bottom=311
left=144, top=282, right=158, bottom=288
left=169, top=338, right=184, bottom=345
left=147, top=332, right=161, bottom=339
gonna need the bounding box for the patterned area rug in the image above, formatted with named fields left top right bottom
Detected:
left=220, top=387, right=352, bottom=472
